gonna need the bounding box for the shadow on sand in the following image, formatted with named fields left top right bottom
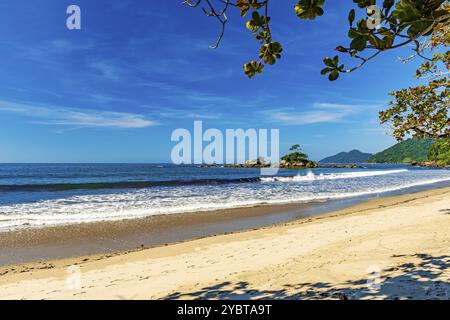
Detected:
left=164, top=254, right=450, bottom=300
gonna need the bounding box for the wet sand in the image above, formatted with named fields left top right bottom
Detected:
left=0, top=202, right=309, bottom=266
left=0, top=187, right=449, bottom=300
left=2, top=181, right=449, bottom=267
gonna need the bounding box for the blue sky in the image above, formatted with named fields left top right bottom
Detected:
left=0, top=1, right=424, bottom=163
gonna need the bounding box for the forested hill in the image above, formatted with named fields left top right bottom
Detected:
left=367, top=139, right=435, bottom=164
left=320, top=150, right=372, bottom=164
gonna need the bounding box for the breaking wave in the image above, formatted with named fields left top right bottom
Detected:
left=260, top=169, right=409, bottom=182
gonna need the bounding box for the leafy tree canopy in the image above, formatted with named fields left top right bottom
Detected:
left=282, top=145, right=309, bottom=163
left=380, top=19, right=449, bottom=140
left=183, top=0, right=450, bottom=79
left=428, top=138, right=450, bottom=164
left=184, top=1, right=449, bottom=146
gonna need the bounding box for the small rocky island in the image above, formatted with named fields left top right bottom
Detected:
left=210, top=144, right=362, bottom=169
left=220, top=161, right=361, bottom=169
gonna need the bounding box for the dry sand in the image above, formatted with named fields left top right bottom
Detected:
left=0, top=187, right=449, bottom=300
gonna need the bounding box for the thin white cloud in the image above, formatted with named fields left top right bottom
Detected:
left=348, top=127, right=390, bottom=135
left=313, top=103, right=362, bottom=112
left=0, top=100, right=155, bottom=129
left=270, top=111, right=343, bottom=124
left=264, top=103, right=379, bottom=125
left=144, top=105, right=222, bottom=120
left=49, top=39, right=95, bottom=52
left=90, top=61, right=122, bottom=81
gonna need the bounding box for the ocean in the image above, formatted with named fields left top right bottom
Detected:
left=0, top=163, right=449, bottom=231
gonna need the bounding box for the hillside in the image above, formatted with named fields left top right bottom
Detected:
left=367, top=139, right=435, bottom=164
left=320, top=150, right=373, bottom=164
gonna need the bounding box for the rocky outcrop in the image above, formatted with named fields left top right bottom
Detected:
left=208, top=161, right=362, bottom=169
left=279, top=160, right=319, bottom=168
left=411, top=161, right=450, bottom=168
left=319, top=164, right=362, bottom=169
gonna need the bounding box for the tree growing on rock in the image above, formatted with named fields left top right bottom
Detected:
left=282, top=144, right=309, bottom=163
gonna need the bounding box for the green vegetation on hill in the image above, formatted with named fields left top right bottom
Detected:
left=428, top=139, right=450, bottom=165
left=367, top=139, right=435, bottom=164
left=320, top=150, right=372, bottom=164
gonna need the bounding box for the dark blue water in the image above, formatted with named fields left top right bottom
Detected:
left=0, top=163, right=264, bottom=186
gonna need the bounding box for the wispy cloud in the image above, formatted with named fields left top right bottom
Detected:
left=49, top=39, right=96, bottom=52
left=140, top=80, right=234, bottom=104
left=348, top=127, right=390, bottom=135
left=7, top=39, right=95, bottom=67
left=89, top=61, right=123, bottom=81
left=0, top=100, right=155, bottom=129
left=264, top=103, right=379, bottom=125
left=156, top=107, right=223, bottom=120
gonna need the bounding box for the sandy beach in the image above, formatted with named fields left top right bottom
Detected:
left=0, top=187, right=449, bottom=300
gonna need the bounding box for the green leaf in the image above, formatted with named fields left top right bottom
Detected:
left=348, top=28, right=359, bottom=39
left=350, top=35, right=367, bottom=51
left=328, top=70, right=339, bottom=81
left=269, top=42, right=283, bottom=53
left=244, top=61, right=264, bottom=78
left=294, top=0, right=326, bottom=20
left=333, top=55, right=339, bottom=65
left=321, top=67, right=332, bottom=75
left=246, top=20, right=259, bottom=32
left=348, top=9, right=355, bottom=26
left=252, top=11, right=262, bottom=24
left=323, top=57, right=335, bottom=67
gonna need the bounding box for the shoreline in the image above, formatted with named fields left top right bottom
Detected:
left=0, top=186, right=449, bottom=299
left=0, top=202, right=307, bottom=266
left=1, top=181, right=450, bottom=266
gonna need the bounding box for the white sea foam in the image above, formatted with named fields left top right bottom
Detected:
left=1, top=170, right=449, bottom=232
left=260, top=169, right=409, bottom=182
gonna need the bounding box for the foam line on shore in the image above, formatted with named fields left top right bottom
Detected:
left=260, top=169, right=408, bottom=182
left=1, top=175, right=449, bottom=232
